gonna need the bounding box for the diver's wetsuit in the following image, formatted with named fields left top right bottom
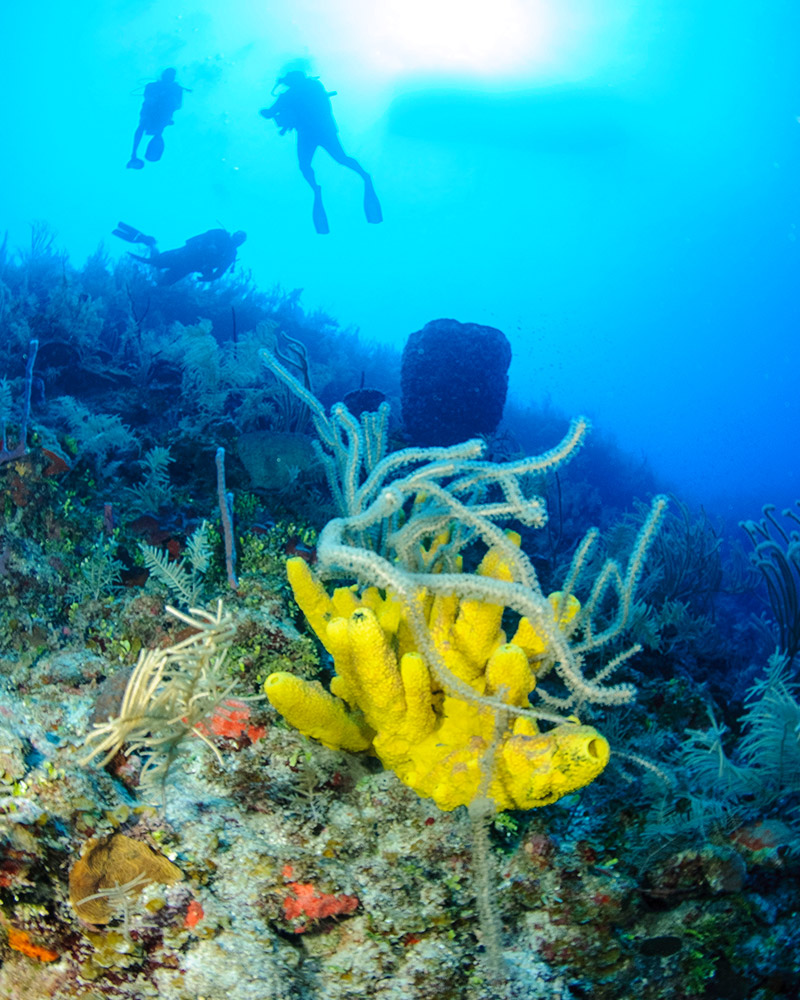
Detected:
left=139, top=78, right=183, bottom=134
left=267, top=77, right=336, bottom=136
left=260, top=72, right=381, bottom=233
left=268, top=78, right=363, bottom=187
left=128, top=72, right=184, bottom=167
left=132, top=229, right=241, bottom=285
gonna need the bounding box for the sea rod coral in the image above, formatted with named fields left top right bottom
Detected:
left=265, top=416, right=667, bottom=813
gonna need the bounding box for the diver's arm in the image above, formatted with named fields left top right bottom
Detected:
left=204, top=249, right=236, bottom=281
left=200, top=256, right=230, bottom=281
left=260, top=92, right=288, bottom=119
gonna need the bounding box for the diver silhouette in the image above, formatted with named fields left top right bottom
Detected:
left=127, top=69, right=186, bottom=169
left=112, top=223, right=246, bottom=285
left=259, top=70, right=382, bottom=235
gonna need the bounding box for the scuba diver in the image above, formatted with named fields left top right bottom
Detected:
left=259, top=70, right=382, bottom=235
left=112, top=223, right=246, bottom=285
left=127, top=68, right=186, bottom=169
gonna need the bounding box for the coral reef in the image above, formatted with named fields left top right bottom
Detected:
left=0, top=236, right=798, bottom=1000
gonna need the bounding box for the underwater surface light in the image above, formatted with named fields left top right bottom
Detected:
left=365, top=0, right=550, bottom=75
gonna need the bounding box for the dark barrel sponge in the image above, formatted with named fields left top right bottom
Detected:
left=400, top=318, right=512, bottom=446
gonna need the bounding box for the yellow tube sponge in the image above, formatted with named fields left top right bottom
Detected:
left=450, top=544, right=516, bottom=670
left=268, top=553, right=611, bottom=813
left=485, top=644, right=534, bottom=708
left=499, top=724, right=610, bottom=808
left=286, top=557, right=337, bottom=654
left=263, top=671, right=372, bottom=752
left=510, top=591, right=581, bottom=664
left=343, top=608, right=408, bottom=733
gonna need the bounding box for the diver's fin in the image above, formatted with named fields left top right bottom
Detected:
left=112, top=222, right=137, bottom=242
left=363, top=178, right=383, bottom=224
left=113, top=224, right=155, bottom=246
left=126, top=157, right=145, bottom=170
left=312, top=188, right=330, bottom=235
left=127, top=252, right=152, bottom=264
left=145, top=135, right=165, bottom=162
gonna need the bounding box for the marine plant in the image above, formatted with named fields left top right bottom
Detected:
left=122, top=445, right=175, bottom=515
left=624, top=650, right=800, bottom=894
left=81, top=601, right=237, bottom=791
left=47, top=395, right=138, bottom=480
left=69, top=534, right=123, bottom=603
left=260, top=408, right=665, bottom=980
left=140, top=519, right=212, bottom=607
left=741, top=502, right=800, bottom=665
left=265, top=426, right=666, bottom=810
left=611, top=496, right=723, bottom=614
left=0, top=338, right=38, bottom=466
left=260, top=344, right=391, bottom=519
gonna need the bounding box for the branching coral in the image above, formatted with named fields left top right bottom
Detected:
left=81, top=602, right=237, bottom=789
left=612, top=496, right=724, bottom=614
left=260, top=344, right=391, bottom=519
left=642, top=654, right=800, bottom=858
left=741, top=502, right=800, bottom=664
left=264, top=418, right=666, bottom=813
left=0, top=338, right=38, bottom=466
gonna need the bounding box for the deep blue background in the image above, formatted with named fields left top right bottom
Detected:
left=1, top=1, right=798, bottom=523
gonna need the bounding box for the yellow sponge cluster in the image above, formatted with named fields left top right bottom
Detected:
left=265, top=543, right=610, bottom=812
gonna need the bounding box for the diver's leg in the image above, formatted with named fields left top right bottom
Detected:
left=131, top=124, right=144, bottom=159
left=127, top=123, right=146, bottom=169
left=297, top=135, right=320, bottom=191
left=157, top=268, right=189, bottom=286
left=113, top=223, right=157, bottom=246
left=112, top=222, right=138, bottom=241
left=152, top=249, right=194, bottom=284
left=297, top=136, right=329, bottom=235
left=128, top=245, right=162, bottom=264
left=321, top=137, right=382, bottom=224
left=321, top=136, right=370, bottom=179
left=152, top=248, right=181, bottom=267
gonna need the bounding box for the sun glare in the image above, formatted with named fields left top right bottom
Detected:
left=358, top=0, right=553, bottom=77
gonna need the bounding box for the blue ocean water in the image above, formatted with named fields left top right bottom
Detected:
left=2, top=6, right=800, bottom=999
left=2, top=0, right=798, bottom=524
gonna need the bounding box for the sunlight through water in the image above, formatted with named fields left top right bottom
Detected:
left=361, top=0, right=551, bottom=76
